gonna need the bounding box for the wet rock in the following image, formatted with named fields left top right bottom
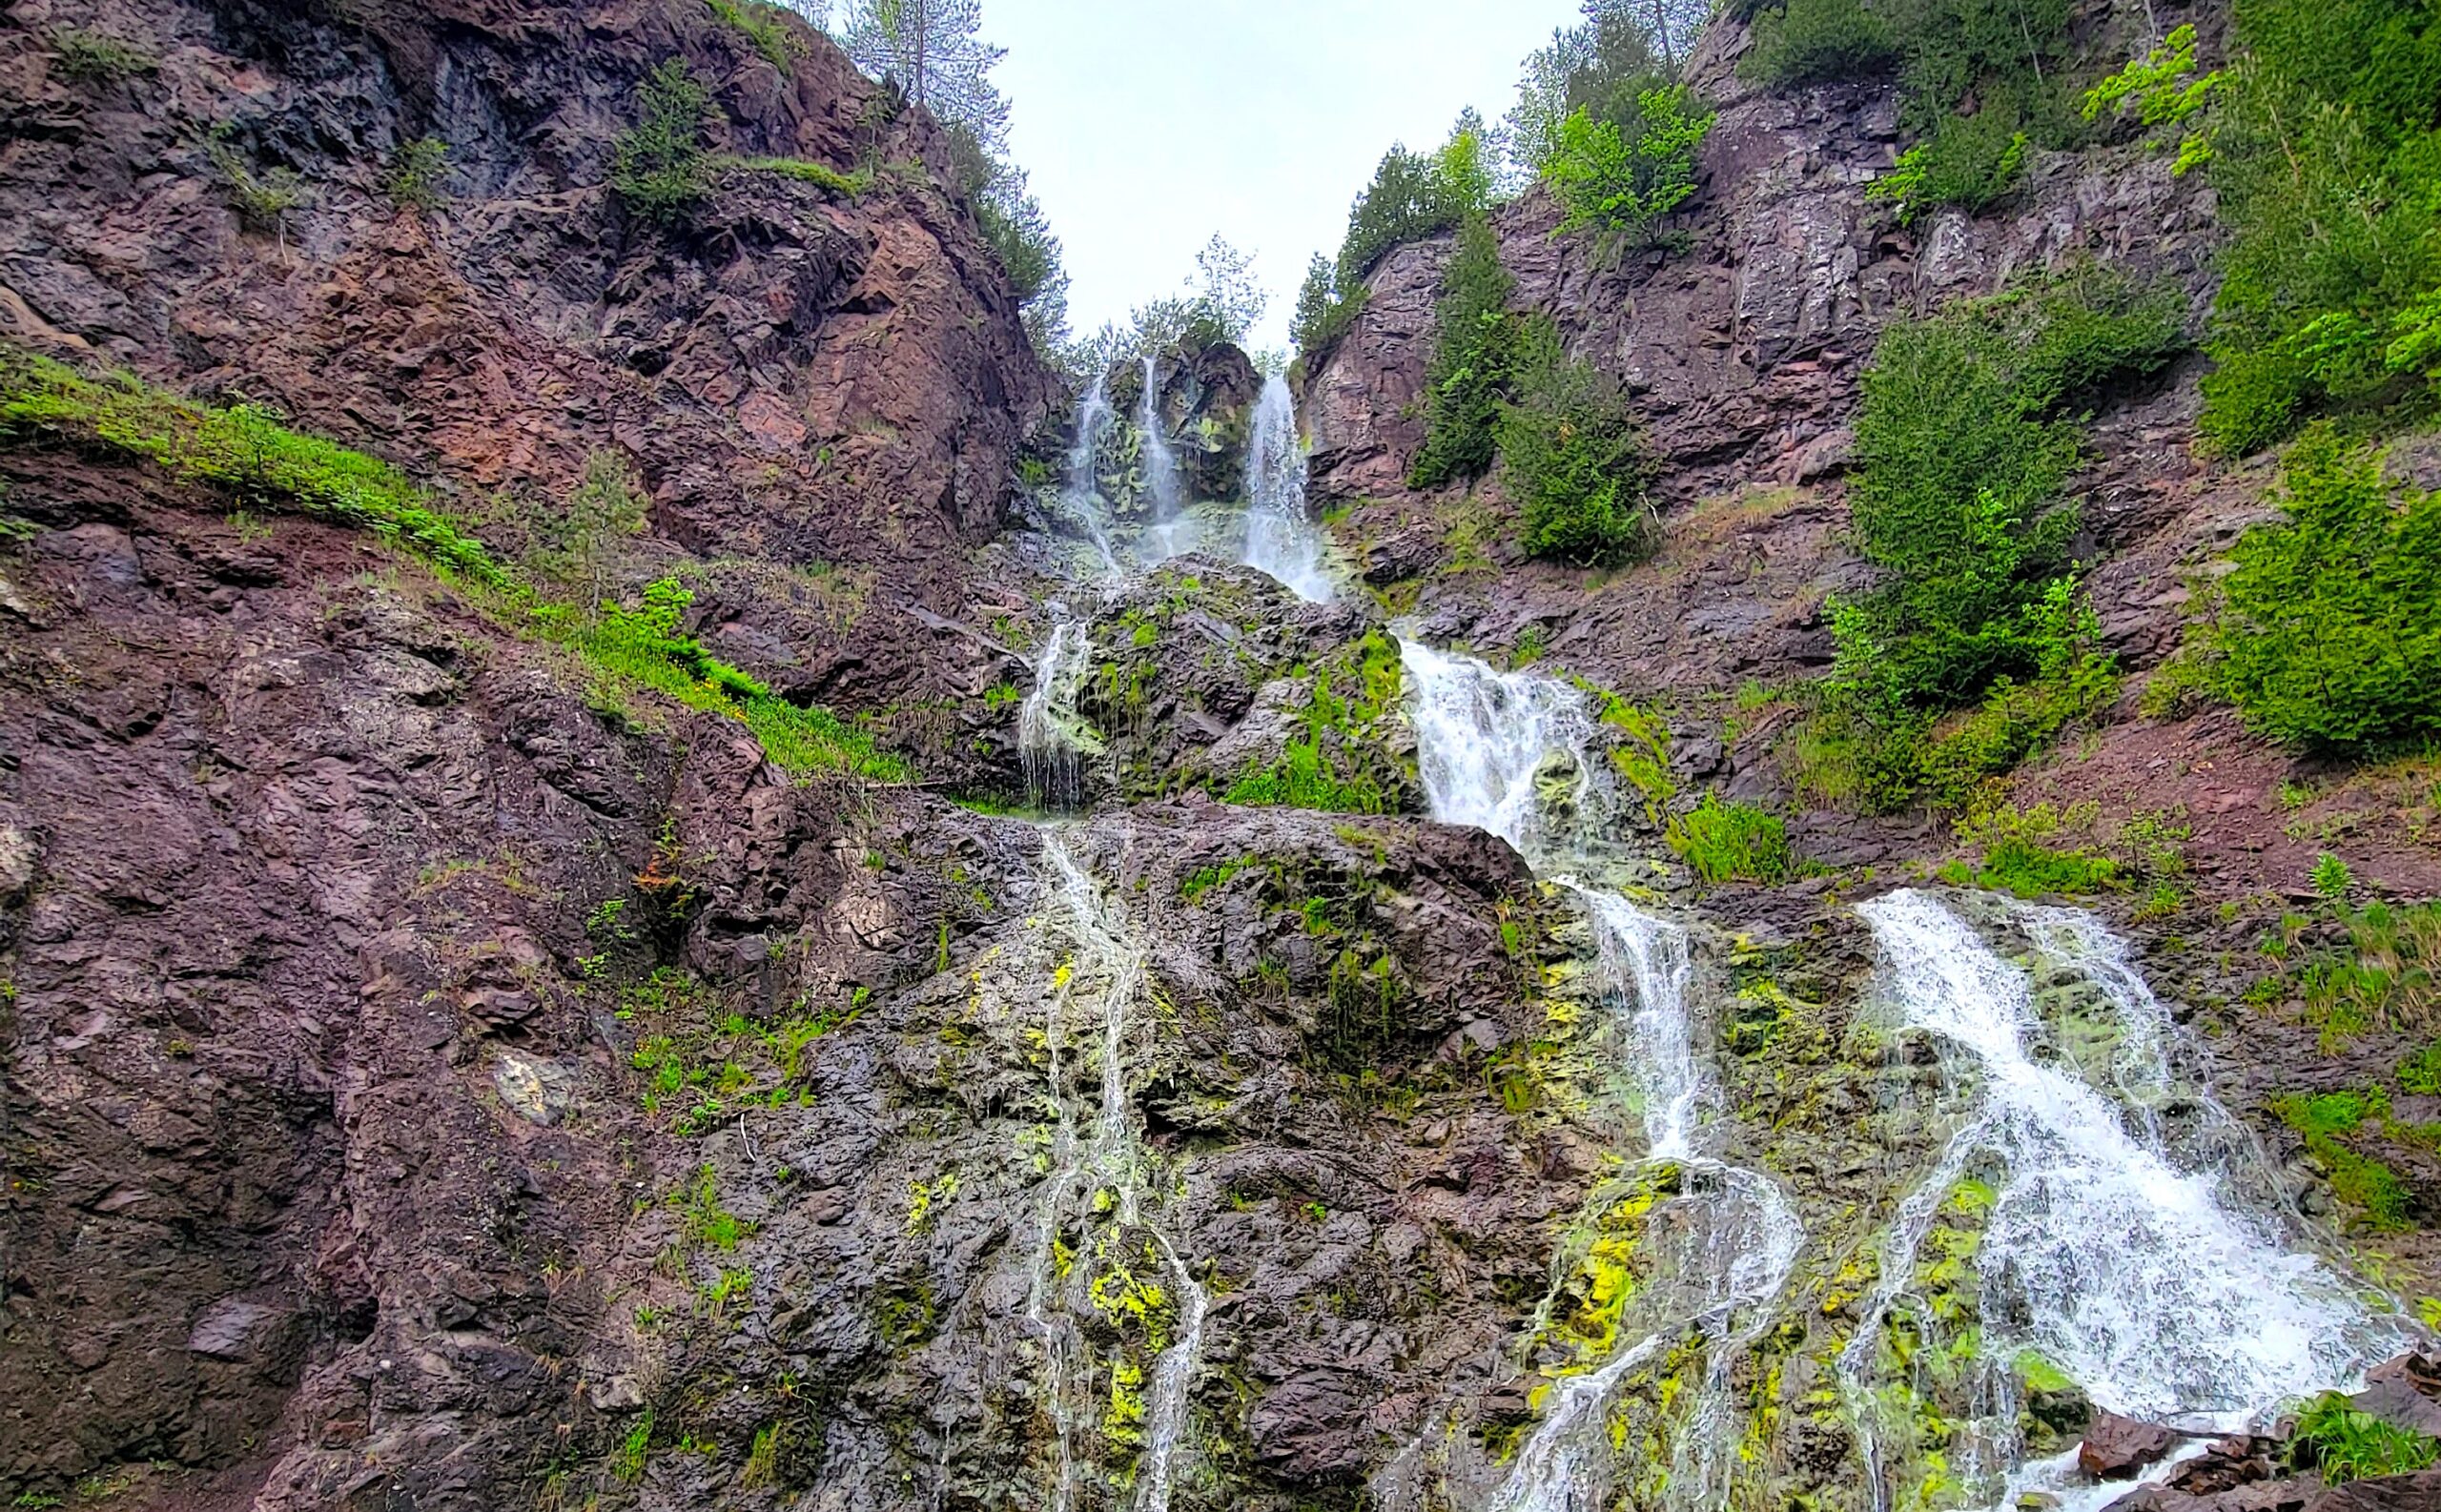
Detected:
left=2082, top=1413, right=2181, bottom=1480
left=2350, top=1351, right=2441, bottom=1439
left=2305, top=1471, right=2441, bottom=1510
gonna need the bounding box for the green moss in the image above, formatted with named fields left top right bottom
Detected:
left=740, top=156, right=872, bottom=195
left=705, top=0, right=799, bottom=70
left=50, top=26, right=156, bottom=82
left=0, top=343, right=496, bottom=579
left=2272, top=1089, right=2414, bottom=1230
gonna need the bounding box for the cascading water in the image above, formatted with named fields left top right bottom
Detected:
left=1019, top=617, right=1099, bottom=810
left=1240, top=376, right=1335, bottom=603
left=1062, top=374, right=1122, bottom=574
left=1399, top=642, right=1801, bottom=1512
left=1397, top=638, right=1601, bottom=867
left=1138, top=357, right=1188, bottom=560
left=1847, top=889, right=2412, bottom=1510
left=1025, top=833, right=1213, bottom=1512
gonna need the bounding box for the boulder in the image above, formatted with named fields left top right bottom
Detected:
left=2082, top=1412, right=2181, bottom=1480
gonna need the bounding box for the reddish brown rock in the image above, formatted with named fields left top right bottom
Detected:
left=2082, top=1412, right=2182, bottom=1480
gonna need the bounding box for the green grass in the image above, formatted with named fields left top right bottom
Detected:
left=2270, top=1089, right=2414, bottom=1230
left=50, top=27, right=154, bottom=82
left=1940, top=836, right=2120, bottom=898
left=0, top=344, right=497, bottom=578
left=0, top=342, right=913, bottom=785
left=1667, top=794, right=1792, bottom=885
left=2287, top=1391, right=2440, bottom=1482
left=705, top=0, right=799, bottom=70
left=740, top=156, right=872, bottom=195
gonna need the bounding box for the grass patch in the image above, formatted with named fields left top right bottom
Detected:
left=2270, top=1089, right=2413, bottom=1230
left=0, top=343, right=910, bottom=783
left=2287, top=1391, right=2440, bottom=1481
left=705, top=0, right=801, bottom=71
left=740, top=156, right=872, bottom=195
left=1940, top=802, right=2119, bottom=898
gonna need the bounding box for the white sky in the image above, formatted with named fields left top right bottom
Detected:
left=980, top=1, right=1586, bottom=354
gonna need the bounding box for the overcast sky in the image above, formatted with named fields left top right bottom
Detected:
left=979, top=1, right=1586, bottom=354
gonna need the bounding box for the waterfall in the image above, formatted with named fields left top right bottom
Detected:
left=1139, top=357, right=1184, bottom=523
left=1063, top=374, right=1121, bottom=574
left=1401, top=642, right=1800, bottom=1512
left=1032, top=834, right=1213, bottom=1512
left=1848, top=889, right=2410, bottom=1509
left=1018, top=618, right=1098, bottom=810
left=1397, top=637, right=1601, bottom=868
left=1241, top=377, right=1335, bottom=603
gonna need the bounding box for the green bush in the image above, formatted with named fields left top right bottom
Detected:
left=1408, top=217, right=1519, bottom=489
left=1867, top=110, right=2027, bottom=221
left=1500, top=321, right=1656, bottom=567
left=2287, top=1393, right=2441, bottom=1481
left=1295, top=119, right=1490, bottom=360
left=2200, top=0, right=2441, bottom=450
left=386, top=137, right=449, bottom=211
left=1544, top=88, right=1714, bottom=250
left=613, top=60, right=713, bottom=226
left=2206, top=430, right=2441, bottom=749
left=1742, top=0, right=1899, bottom=87
left=205, top=130, right=304, bottom=233
left=1668, top=795, right=1794, bottom=884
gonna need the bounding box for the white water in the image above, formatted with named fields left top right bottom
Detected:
left=1397, top=638, right=1601, bottom=868
left=1401, top=641, right=1800, bottom=1512
left=1037, top=834, right=1212, bottom=1512
left=1019, top=618, right=1098, bottom=810
left=1850, top=889, right=2409, bottom=1509
left=1062, top=374, right=1122, bottom=574
left=1240, top=377, right=1335, bottom=603
left=1139, top=357, right=1184, bottom=524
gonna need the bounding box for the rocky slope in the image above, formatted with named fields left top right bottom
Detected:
left=5, top=1, right=2441, bottom=1511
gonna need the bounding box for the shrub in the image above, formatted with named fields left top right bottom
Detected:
left=1500, top=321, right=1656, bottom=567
left=1295, top=118, right=1490, bottom=361
left=205, top=130, right=305, bottom=234
left=706, top=0, right=800, bottom=71
left=1867, top=112, right=2027, bottom=222
left=51, top=27, right=154, bottom=82
left=2206, top=430, right=2441, bottom=750
left=1544, top=89, right=1714, bottom=250
left=612, top=60, right=713, bottom=226
left=1742, top=0, right=1899, bottom=87
left=1408, top=217, right=1519, bottom=489
left=2287, top=1393, right=2441, bottom=1481
left=1668, top=795, right=1794, bottom=884
left=2200, top=0, right=2441, bottom=450
left=385, top=137, right=449, bottom=212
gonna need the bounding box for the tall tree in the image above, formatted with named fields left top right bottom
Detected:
left=838, top=0, right=1010, bottom=153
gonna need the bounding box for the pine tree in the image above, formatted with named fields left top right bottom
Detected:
left=838, top=0, right=1009, bottom=153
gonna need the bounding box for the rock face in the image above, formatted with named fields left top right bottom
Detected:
left=5, top=1, right=2441, bottom=1511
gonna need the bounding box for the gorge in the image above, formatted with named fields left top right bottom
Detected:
left=4, top=1, right=2441, bottom=1511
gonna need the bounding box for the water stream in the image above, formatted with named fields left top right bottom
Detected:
left=1240, top=376, right=1335, bottom=603
left=1847, top=889, right=2411, bottom=1510
left=1019, top=617, right=1098, bottom=810
left=1031, top=832, right=1213, bottom=1512
left=1399, top=642, right=1802, bottom=1512
left=1138, top=357, right=1185, bottom=527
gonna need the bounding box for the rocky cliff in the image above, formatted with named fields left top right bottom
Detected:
left=6, top=0, right=2441, bottom=1510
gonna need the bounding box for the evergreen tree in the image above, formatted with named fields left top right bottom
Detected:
left=838, top=0, right=1009, bottom=153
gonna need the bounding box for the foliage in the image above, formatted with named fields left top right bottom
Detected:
left=1293, top=117, right=1492, bottom=359
left=1943, top=801, right=2122, bottom=896
left=1742, top=0, right=1898, bottom=88
left=2301, top=901, right=2441, bottom=1044
left=205, top=129, right=304, bottom=234
left=0, top=345, right=498, bottom=579
left=1187, top=234, right=1268, bottom=347
left=1866, top=115, right=2026, bottom=222
left=530, top=452, right=649, bottom=607
left=1500, top=319, right=1656, bottom=567
left=1836, top=270, right=2184, bottom=712
left=837, top=0, right=1008, bottom=153
left=1409, top=217, right=1519, bottom=489
left=1668, top=795, right=1794, bottom=884
left=707, top=0, right=803, bottom=71
left=2082, top=22, right=2220, bottom=170
left=612, top=60, right=713, bottom=226
left=2269, top=1091, right=2414, bottom=1228
left=1220, top=634, right=1405, bottom=815
left=51, top=27, right=154, bottom=83
left=2205, top=431, right=2441, bottom=750
left=385, top=137, right=449, bottom=212
left=2199, top=0, right=2441, bottom=451
left=1545, top=89, right=1713, bottom=248
left=2287, top=1393, right=2441, bottom=1481
left=1502, top=2, right=1682, bottom=182
left=2314, top=852, right=2357, bottom=901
